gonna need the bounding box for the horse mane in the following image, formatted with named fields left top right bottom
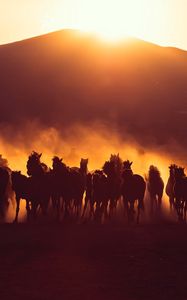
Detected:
left=27, top=151, right=44, bottom=176
left=103, top=154, right=123, bottom=176
left=148, top=165, right=161, bottom=180
left=52, top=156, right=68, bottom=173
left=174, top=166, right=186, bottom=178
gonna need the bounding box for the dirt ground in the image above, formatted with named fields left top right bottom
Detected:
left=0, top=219, right=187, bottom=300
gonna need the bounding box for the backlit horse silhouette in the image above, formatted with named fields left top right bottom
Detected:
left=26, top=152, right=51, bottom=219
left=121, top=160, right=146, bottom=223
left=102, top=154, right=123, bottom=218
left=166, top=164, right=177, bottom=210
left=147, top=165, right=164, bottom=213
left=82, top=169, right=108, bottom=222
left=70, top=158, right=88, bottom=217
left=173, top=166, right=187, bottom=221
left=0, top=167, right=10, bottom=219
left=50, top=156, right=70, bottom=219
left=11, top=171, right=31, bottom=222
left=51, top=156, right=88, bottom=219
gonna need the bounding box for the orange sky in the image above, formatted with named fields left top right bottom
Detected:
left=0, top=0, right=187, bottom=49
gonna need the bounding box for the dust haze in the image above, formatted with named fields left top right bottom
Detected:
left=0, top=30, right=187, bottom=221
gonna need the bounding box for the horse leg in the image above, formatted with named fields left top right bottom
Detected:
left=109, top=199, right=114, bottom=219
left=14, top=196, right=20, bottom=223
left=158, top=194, right=162, bottom=212
left=137, top=198, right=144, bottom=224
left=150, top=195, right=154, bottom=215
left=184, top=200, right=187, bottom=222
left=63, top=197, right=70, bottom=219
left=137, top=206, right=140, bottom=224
left=103, top=199, right=109, bottom=220
left=81, top=196, right=88, bottom=219
left=26, top=200, right=30, bottom=222
left=89, top=201, right=94, bottom=220
left=169, top=196, right=174, bottom=211
left=123, top=197, right=128, bottom=218
left=56, top=196, right=61, bottom=221
left=77, top=196, right=83, bottom=219
left=31, top=201, right=38, bottom=220
left=51, top=194, right=57, bottom=210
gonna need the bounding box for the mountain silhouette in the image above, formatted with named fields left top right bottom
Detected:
left=0, top=29, right=187, bottom=158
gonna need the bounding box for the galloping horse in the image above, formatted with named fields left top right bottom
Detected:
left=166, top=164, right=177, bottom=210
left=82, top=169, right=108, bottom=222
left=147, top=165, right=164, bottom=213
left=81, top=172, right=93, bottom=219
left=92, top=170, right=108, bottom=222
left=51, top=156, right=71, bottom=219
left=70, top=158, right=88, bottom=217
left=11, top=171, right=30, bottom=222
left=173, top=166, right=187, bottom=221
left=26, top=152, right=51, bottom=219
left=102, top=154, right=123, bottom=218
left=121, top=160, right=146, bottom=223
left=0, top=167, right=10, bottom=219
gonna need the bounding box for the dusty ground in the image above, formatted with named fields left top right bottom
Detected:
left=0, top=219, right=187, bottom=300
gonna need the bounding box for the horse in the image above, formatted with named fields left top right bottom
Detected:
left=121, top=160, right=146, bottom=224
left=51, top=157, right=88, bottom=220
left=82, top=169, right=108, bottom=222
left=70, top=158, right=88, bottom=217
left=147, top=165, right=164, bottom=213
left=92, top=170, right=108, bottom=222
left=173, top=166, right=187, bottom=221
left=166, top=164, right=177, bottom=210
left=26, top=152, right=51, bottom=219
left=81, top=172, right=93, bottom=219
left=0, top=167, right=10, bottom=219
left=102, top=154, right=123, bottom=218
left=11, top=171, right=31, bottom=222
left=50, top=156, right=71, bottom=219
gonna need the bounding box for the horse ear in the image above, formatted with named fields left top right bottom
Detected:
left=39, top=153, right=42, bottom=158
left=130, top=162, right=133, bottom=166
left=60, top=158, right=63, bottom=162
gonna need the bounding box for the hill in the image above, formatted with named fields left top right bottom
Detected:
left=0, top=30, right=187, bottom=158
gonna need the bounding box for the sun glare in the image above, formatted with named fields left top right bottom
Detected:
left=42, top=0, right=165, bottom=42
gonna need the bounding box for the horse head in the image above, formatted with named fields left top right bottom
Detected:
left=123, top=160, right=133, bottom=170
left=80, top=158, right=88, bottom=174
left=174, top=166, right=185, bottom=180
left=27, top=151, right=43, bottom=176
left=148, top=165, right=161, bottom=180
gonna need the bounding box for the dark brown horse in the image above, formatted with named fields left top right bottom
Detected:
left=102, top=154, right=123, bottom=218
left=147, top=165, right=164, bottom=213
left=26, top=152, right=51, bottom=219
left=173, top=166, right=187, bottom=221
left=11, top=171, right=31, bottom=222
left=50, top=156, right=71, bottom=219
left=82, top=170, right=108, bottom=222
left=121, top=160, right=146, bottom=224
left=0, top=167, right=10, bottom=219
left=70, top=158, right=88, bottom=217
left=166, top=164, right=177, bottom=210
left=51, top=156, right=88, bottom=219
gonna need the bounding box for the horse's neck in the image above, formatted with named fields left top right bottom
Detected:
left=174, top=175, right=184, bottom=185
left=80, top=165, right=87, bottom=176
left=123, top=171, right=133, bottom=181
left=149, top=174, right=160, bottom=182
left=168, top=174, right=175, bottom=184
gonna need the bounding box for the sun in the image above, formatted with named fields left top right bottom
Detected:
left=42, top=0, right=165, bottom=43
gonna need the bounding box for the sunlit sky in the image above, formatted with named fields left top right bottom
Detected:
left=0, top=0, right=187, bottom=49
